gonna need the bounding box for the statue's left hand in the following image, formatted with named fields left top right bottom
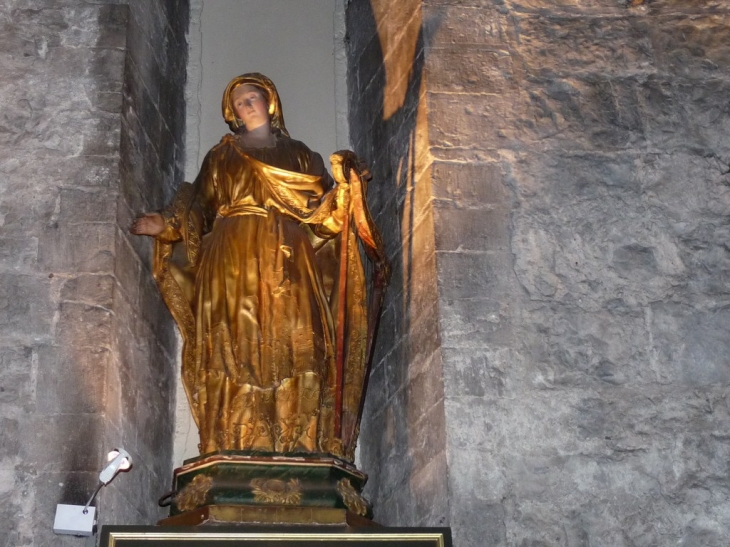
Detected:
left=130, top=213, right=165, bottom=236
left=356, top=160, right=372, bottom=182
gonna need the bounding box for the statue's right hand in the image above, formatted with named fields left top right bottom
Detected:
left=130, top=213, right=165, bottom=236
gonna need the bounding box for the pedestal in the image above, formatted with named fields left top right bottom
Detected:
left=159, top=451, right=373, bottom=526
left=101, top=526, right=452, bottom=547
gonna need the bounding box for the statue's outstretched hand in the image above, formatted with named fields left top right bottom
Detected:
left=130, top=213, right=165, bottom=236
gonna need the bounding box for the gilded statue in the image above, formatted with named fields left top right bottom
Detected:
left=131, top=73, right=388, bottom=462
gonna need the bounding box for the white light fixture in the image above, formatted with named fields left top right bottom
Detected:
left=53, top=448, right=133, bottom=536
left=99, top=449, right=133, bottom=485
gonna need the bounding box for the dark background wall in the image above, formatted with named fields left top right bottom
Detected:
left=0, top=1, right=187, bottom=543
left=348, top=1, right=730, bottom=546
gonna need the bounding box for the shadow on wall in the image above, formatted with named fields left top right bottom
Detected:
left=351, top=0, right=446, bottom=526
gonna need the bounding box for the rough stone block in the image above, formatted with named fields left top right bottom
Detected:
left=125, top=22, right=162, bottom=105
left=60, top=274, right=114, bottom=306
left=439, top=297, right=514, bottom=349
left=425, top=0, right=627, bottom=15
left=433, top=203, right=510, bottom=252
left=518, top=303, right=661, bottom=388
left=427, top=46, right=515, bottom=94
left=350, top=25, right=383, bottom=98
left=382, top=314, right=439, bottom=399
left=404, top=352, right=445, bottom=426
left=98, top=484, right=146, bottom=529
left=423, top=4, right=513, bottom=48
left=428, top=91, right=521, bottom=151
left=438, top=439, right=515, bottom=528
left=650, top=14, right=730, bottom=77
left=637, top=74, right=681, bottom=148
left=20, top=414, right=103, bottom=472
left=55, top=301, right=112, bottom=349
left=406, top=398, right=447, bottom=476
left=59, top=187, right=118, bottom=223
left=431, top=161, right=507, bottom=206
left=0, top=237, right=38, bottom=273
left=388, top=242, right=439, bottom=327
left=35, top=344, right=108, bottom=415
left=50, top=45, right=125, bottom=93
left=135, top=395, right=175, bottom=479
left=649, top=301, right=730, bottom=385
left=441, top=346, right=520, bottom=400
left=39, top=221, right=115, bottom=274
left=30, top=155, right=119, bottom=189
left=508, top=153, right=701, bottom=306
left=361, top=361, right=387, bottom=421
left=104, top=360, right=125, bottom=433
left=513, top=15, right=654, bottom=75
left=508, top=148, right=640, bottom=206
left=373, top=199, right=402, bottom=258
left=0, top=274, right=52, bottom=339
left=390, top=301, right=441, bottom=386
left=648, top=0, right=730, bottom=14
left=373, top=447, right=449, bottom=527
left=81, top=112, right=123, bottom=157
left=512, top=75, right=646, bottom=150
left=0, top=177, right=56, bottom=236
left=436, top=250, right=506, bottom=300
left=98, top=4, right=130, bottom=43
left=113, top=233, right=143, bottom=306
left=673, top=77, right=730, bottom=158
left=375, top=469, right=414, bottom=526
left=410, top=450, right=449, bottom=527
left=370, top=300, right=402, bottom=369
left=639, top=152, right=730, bottom=224
left=365, top=381, right=415, bottom=450
left=450, top=495, right=506, bottom=547
left=104, top=370, right=139, bottom=459
left=114, top=297, right=176, bottom=399
left=0, top=346, right=33, bottom=410
left=0, top=418, right=19, bottom=460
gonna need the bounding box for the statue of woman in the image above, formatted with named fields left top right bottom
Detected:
left=131, top=73, right=387, bottom=462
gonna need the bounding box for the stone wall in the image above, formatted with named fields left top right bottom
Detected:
left=348, top=1, right=730, bottom=545
left=0, top=1, right=187, bottom=543
left=110, top=0, right=188, bottom=528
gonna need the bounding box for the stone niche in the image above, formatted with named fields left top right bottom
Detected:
left=347, top=1, right=730, bottom=546
left=0, top=1, right=188, bottom=543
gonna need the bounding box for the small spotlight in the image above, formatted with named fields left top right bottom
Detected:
left=100, top=449, right=133, bottom=484
left=53, top=448, right=134, bottom=536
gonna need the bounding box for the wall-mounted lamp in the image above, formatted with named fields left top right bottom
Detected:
left=53, top=448, right=133, bottom=536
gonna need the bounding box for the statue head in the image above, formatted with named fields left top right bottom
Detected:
left=222, top=73, right=289, bottom=136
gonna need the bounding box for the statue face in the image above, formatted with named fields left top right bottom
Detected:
left=232, top=84, right=270, bottom=131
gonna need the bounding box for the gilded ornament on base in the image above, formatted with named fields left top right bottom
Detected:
left=336, top=478, right=369, bottom=516
left=176, top=475, right=213, bottom=512
left=251, top=478, right=302, bottom=505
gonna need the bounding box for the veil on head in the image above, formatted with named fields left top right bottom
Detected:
left=222, top=73, right=289, bottom=137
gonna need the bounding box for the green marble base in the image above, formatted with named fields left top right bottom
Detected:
left=160, top=451, right=372, bottom=525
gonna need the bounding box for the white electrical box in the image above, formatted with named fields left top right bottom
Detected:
left=53, top=504, right=96, bottom=536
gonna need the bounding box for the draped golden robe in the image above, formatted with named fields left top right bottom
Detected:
left=153, top=134, right=373, bottom=461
